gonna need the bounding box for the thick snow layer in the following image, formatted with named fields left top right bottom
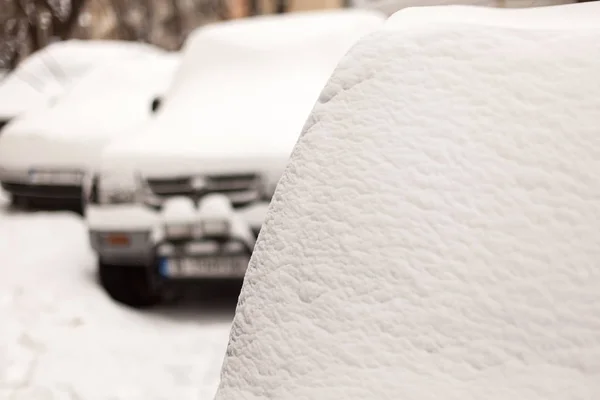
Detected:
left=197, top=195, right=235, bottom=220
left=189, top=9, right=386, bottom=51
left=0, top=53, right=179, bottom=172
left=0, top=204, right=232, bottom=399
left=0, top=40, right=166, bottom=120
left=161, top=197, right=199, bottom=224
left=352, top=0, right=574, bottom=15
left=101, top=10, right=384, bottom=179
left=86, top=200, right=270, bottom=234
left=384, top=2, right=600, bottom=28
left=214, top=10, right=600, bottom=400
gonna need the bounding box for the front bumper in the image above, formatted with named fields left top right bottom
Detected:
left=87, top=201, right=268, bottom=274
left=155, top=239, right=251, bottom=280
left=89, top=230, right=155, bottom=266
left=0, top=167, right=84, bottom=200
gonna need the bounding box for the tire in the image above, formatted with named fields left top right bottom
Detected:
left=98, top=261, right=162, bottom=308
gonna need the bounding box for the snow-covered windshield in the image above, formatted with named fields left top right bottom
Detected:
left=53, top=54, right=179, bottom=109
left=0, top=41, right=166, bottom=118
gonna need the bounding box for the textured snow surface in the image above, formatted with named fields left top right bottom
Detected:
left=353, top=0, right=574, bottom=15
left=0, top=200, right=234, bottom=400
left=0, top=40, right=165, bottom=119
left=101, top=10, right=384, bottom=178
left=385, top=2, right=600, bottom=28
left=214, top=11, right=600, bottom=400
left=0, top=53, right=179, bottom=171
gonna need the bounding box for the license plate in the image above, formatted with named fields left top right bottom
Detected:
left=159, top=255, right=250, bottom=278
left=29, top=170, right=81, bottom=185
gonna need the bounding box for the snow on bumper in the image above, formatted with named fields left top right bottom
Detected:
left=86, top=198, right=270, bottom=270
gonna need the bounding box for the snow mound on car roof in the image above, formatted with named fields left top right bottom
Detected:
left=213, top=5, right=600, bottom=400
left=100, top=10, right=385, bottom=176
left=193, top=8, right=385, bottom=49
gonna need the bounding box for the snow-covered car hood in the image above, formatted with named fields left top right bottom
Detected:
left=100, top=10, right=385, bottom=181
left=213, top=5, right=600, bottom=400
left=0, top=53, right=179, bottom=172
left=0, top=40, right=167, bottom=120
left=102, top=62, right=325, bottom=179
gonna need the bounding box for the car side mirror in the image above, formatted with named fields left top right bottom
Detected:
left=151, top=97, right=162, bottom=113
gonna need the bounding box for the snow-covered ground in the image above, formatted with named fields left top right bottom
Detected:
left=0, top=189, right=234, bottom=400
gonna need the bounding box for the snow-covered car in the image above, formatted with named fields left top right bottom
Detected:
left=84, top=9, right=386, bottom=308
left=213, top=4, right=600, bottom=399
left=0, top=40, right=166, bottom=130
left=0, top=51, right=180, bottom=210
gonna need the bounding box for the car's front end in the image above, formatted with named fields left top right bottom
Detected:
left=0, top=132, right=100, bottom=209
left=84, top=163, right=276, bottom=307
left=0, top=55, right=180, bottom=211
left=86, top=166, right=276, bottom=259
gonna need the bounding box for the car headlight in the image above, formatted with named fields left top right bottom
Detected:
left=97, top=172, right=142, bottom=205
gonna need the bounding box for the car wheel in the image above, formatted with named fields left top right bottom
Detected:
left=98, top=261, right=162, bottom=308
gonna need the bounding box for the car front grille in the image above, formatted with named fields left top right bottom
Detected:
left=145, top=173, right=262, bottom=208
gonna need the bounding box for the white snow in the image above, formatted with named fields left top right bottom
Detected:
left=197, top=195, right=235, bottom=220
left=0, top=204, right=234, bottom=399
left=0, top=53, right=179, bottom=173
left=351, top=0, right=575, bottom=15
left=85, top=203, right=162, bottom=232
left=100, top=9, right=385, bottom=180
left=0, top=40, right=166, bottom=120
left=161, top=197, right=199, bottom=224
left=195, top=195, right=255, bottom=244
left=384, top=2, right=600, bottom=28
left=185, top=9, right=386, bottom=52
left=214, top=5, right=600, bottom=400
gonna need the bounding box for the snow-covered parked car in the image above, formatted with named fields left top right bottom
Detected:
left=0, top=51, right=180, bottom=210
left=84, top=9, right=386, bottom=308
left=0, top=40, right=166, bottom=131
left=213, top=4, right=600, bottom=399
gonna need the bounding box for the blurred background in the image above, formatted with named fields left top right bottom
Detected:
left=0, top=0, right=584, bottom=71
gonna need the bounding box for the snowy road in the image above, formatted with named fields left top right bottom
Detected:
left=0, top=191, right=235, bottom=400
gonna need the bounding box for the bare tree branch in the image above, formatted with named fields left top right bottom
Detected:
left=1, top=0, right=232, bottom=70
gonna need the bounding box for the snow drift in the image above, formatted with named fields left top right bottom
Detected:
left=214, top=5, right=600, bottom=400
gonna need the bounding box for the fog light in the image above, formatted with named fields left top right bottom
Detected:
left=104, top=233, right=131, bottom=247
